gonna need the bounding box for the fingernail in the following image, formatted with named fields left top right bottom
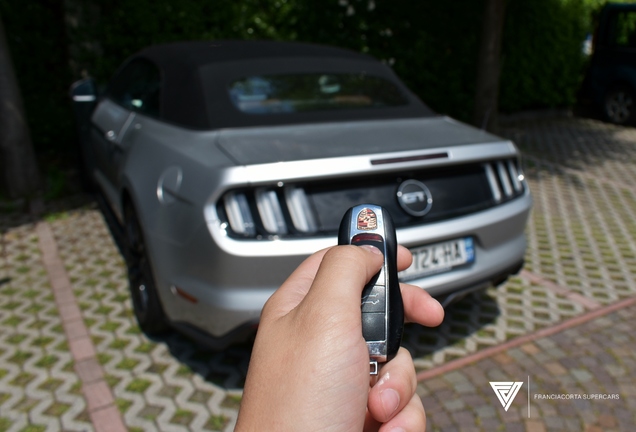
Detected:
left=380, top=388, right=400, bottom=418
left=391, top=428, right=406, bottom=432
left=360, top=245, right=382, bottom=255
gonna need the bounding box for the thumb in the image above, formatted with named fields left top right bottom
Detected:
left=299, top=244, right=384, bottom=318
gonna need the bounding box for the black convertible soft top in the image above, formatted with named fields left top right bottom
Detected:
left=138, top=40, right=377, bottom=69
left=120, top=40, right=433, bottom=129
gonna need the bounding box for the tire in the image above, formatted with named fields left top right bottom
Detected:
left=124, top=203, right=169, bottom=334
left=604, top=85, right=636, bottom=125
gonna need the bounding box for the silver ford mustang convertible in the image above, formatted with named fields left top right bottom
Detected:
left=70, top=40, right=532, bottom=348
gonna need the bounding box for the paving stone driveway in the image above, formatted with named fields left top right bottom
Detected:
left=0, top=116, right=634, bottom=431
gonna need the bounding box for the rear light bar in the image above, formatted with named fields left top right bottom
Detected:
left=218, top=158, right=525, bottom=240
left=221, top=186, right=317, bottom=239
left=483, top=158, right=525, bottom=203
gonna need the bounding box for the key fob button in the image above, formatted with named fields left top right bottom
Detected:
left=361, top=284, right=386, bottom=313
left=361, top=313, right=385, bottom=341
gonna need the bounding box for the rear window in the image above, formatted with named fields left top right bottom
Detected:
left=605, top=10, right=636, bottom=48
left=228, top=73, right=408, bottom=114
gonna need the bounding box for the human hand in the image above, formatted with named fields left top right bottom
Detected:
left=236, top=245, right=445, bottom=431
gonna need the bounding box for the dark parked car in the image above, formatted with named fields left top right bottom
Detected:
left=70, top=40, right=532, bottom=348
left=585, top=2, right=636, bottom=124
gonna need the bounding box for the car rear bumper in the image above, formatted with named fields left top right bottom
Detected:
left=152, top=189, right=532, bottom=345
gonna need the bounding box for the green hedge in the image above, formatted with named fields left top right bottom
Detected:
left=1, top=0, right=607, bottom=157
left=500, top=0, right=590, bottom=112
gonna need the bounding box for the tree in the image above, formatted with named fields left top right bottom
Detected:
left=0, top=12, right=41, bottom=199
left=473, top=0, right=506, bottom=133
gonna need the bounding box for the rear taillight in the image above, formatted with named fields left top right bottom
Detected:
left=219, top=186, right=318, bottom=239
left=284, top=187, right=317, bottom=234
left=255, top=188, right=288, bottom=235
left=483, top=158, right=525, bottom=203
left=223, top=191, right=255, bottom=236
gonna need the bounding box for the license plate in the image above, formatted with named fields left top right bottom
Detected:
left=399, top=237, right=475, bottom=280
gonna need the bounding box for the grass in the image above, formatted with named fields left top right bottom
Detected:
left=125, top=378, right=152, bottom=393
left=6, top=334, right=27, bottom=344
left=135, top=341, right=156, bottom=354
left=35, top=355, right=59, bottom=369
left=171, top=409, right=194, bottom=425
left=475, top=328, right=495, bottom=338
left=9, top=351, right=33, bottom=365
left=176, top=365, right=192, bottom=377
left=2, top=316, right=22, bottom=327
left=116, top=398, right=133, bottom=414
left=205, top=415, right=229, bottom=431
left=24, top=303, right=45, bottom=314
left=145, top=364, right=168, bottom=374
left=44, top=401, right=70, bottom=416
left=95, top=305, right=114, bottom=315
left=10, top=372, right=35, bottom=387
left=44, top=211, right=69, bottom=223
left=116, top=358, right=140, bottom=371
left=22, top=289, right=40, bottom=299
left=99, top=321, right=121, bottom=332
left=109, top=338, right=130, bottom=349
left=18, top=425, right=46, bottom=432
left=97, top=353, right=113, bottom=365
left=221, top=394, right=242, bottom=410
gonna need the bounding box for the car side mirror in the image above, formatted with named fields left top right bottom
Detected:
left=69, top=78, right=98, bottom=102
left=69, top=78, right=99, bottom=151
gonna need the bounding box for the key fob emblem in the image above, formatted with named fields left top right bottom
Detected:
left=357, top=208, right=378, bottom=230
left=338, top=204, right=404, bottom=374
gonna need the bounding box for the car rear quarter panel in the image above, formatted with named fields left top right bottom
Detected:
left=118, top=117, right=237, bottom=310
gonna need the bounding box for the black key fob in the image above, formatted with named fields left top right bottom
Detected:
left=338, top=204, right=404, bottom=374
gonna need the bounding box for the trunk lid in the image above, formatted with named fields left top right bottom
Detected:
left=216, top=116, right=503, bottom=165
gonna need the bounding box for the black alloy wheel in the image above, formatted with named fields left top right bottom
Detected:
left=124, top=204, right=169, bottom=334
left=604, top=85, right=636, bottom=125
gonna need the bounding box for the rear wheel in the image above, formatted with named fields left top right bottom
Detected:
left=604, top=85, right=636, bottom=125
left=124, top=203, right=169, bottom=334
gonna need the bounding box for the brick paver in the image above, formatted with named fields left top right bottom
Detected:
left=419, top=302, right=636, bottom=431
left=0, top=116, right=635, bottom=431
left=0, top=212, right=91, bottom=431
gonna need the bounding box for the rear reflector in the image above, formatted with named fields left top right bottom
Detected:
left=172, top=286, right=198, bottom=304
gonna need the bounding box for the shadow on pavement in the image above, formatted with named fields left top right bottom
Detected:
left=0, top=193, right=95, bottom=232
left=93, top=189, right=255, bottom=389
left=403, top=289, right=500, bottom=362
left=501, top=110, right=636, bottom=178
